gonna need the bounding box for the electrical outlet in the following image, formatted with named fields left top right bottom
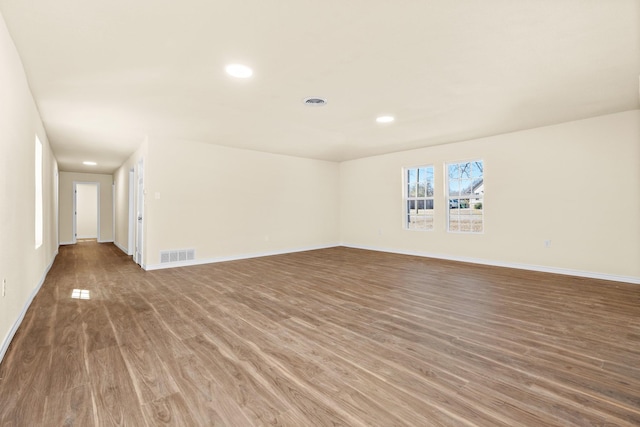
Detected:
left=2, top=278, right=6, bottom=297
left=544, top=240, right=552, bottom=248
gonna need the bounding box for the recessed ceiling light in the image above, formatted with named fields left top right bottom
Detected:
left=83, top=161, right=97, bottom=166
left=303, top=97, right=327, bottom=106
left=225, top=64, right=253, bottom=78
left=376, top=115, right=395, bottom=124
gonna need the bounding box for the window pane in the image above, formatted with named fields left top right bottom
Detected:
left=471, top=197, right=483, bottom=232
left=408, top=183, right=417, bottom=197
left=472, top=179, right=483, bottom=196
left=460, top=162, right=472, bottom=179
left=414, top=216, right=426, bottom=230
left=472, top=215, right=483, bottom=232
left=449, top=215, right=460, bottom=231
left=472, top=161, right=483, bottom=178
left=418, top=168, right=428, bottom=183
left=448, top=164, right=459, bottom=179
left=424, top=212, right=433, bottom=230
left=426, top=199, right=434, bottom=210
left=449, top=180, right=460, bottom=197
left=407, top=169, right=417, bottom=184
left=411, top=214, right=432, bottom=231
left=459, top=216, right=472, bottom=232
left=460, top=179, right=472, bottom=195
left=418, top=182, right=427, bottom=197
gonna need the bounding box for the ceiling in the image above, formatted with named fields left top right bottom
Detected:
left=1, top=0, right=638, bottom=174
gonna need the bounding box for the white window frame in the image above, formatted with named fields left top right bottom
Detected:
left=35, top=135, right=43, bottom=248
left=403, top=165, right=435, bottom=231
left=446, top=159, right=484, bottom=234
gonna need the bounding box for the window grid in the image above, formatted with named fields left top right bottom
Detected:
left=447, top=160, right=484, bottom=233
left=404, top=166, right=434, bottom=231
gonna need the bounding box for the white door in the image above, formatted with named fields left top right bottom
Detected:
left=73, top=182, right=100, bottom=243
left=135, top=159, right=144, bottom=266
left=127, top=169, right=135, bottom=256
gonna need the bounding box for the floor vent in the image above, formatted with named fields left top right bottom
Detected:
left=160, top=249, right=195, bottom=264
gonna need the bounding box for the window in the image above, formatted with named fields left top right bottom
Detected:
left=447, top=160, right=484, bottom=233
left=35, top=135, right=43, bottom=248
left=404, top=166, right=434, bottom=230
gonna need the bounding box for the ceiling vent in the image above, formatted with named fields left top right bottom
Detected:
left=303, top=97, right=327, bottom=106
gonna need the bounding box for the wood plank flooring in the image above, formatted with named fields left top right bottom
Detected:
left=0, top=242, right=639, bottom=426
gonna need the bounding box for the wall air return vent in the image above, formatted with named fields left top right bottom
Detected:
left=160, top=249, right=196, bottom=264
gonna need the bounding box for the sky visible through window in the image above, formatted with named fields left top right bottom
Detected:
left=448, top=161, right=483, bottom=196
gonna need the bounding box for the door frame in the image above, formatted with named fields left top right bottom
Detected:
left=127, top=168, right=135, bottom=256
left=72, top=181, right=100, bottom=243
left=134, top=158, right=144, bottom=266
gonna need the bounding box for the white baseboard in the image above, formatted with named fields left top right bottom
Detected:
left=97, top=239, right=114, bottom=244
left=113, top=241, right=129, bottom=255
left=144, top=243, right=340, bottom=271
left=0, top=250, right=58, bottom=364
left=59, top=241, right=74, bottom=245
left=341, top=243, right=640, bottom=285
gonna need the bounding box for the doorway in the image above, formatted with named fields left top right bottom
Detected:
left=73, top=182, right=100, bottom=243
left=127, top=169, right=135, bottom=256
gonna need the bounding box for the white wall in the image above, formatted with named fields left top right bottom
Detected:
left=76, top=183, right=98, bottom=238
left=340, top=110, right=640, bottom=281
left=113, top=164, right=131, bottom=253
left=0, top=10, right=58, bottom=362
left=142, top=138, right=340, bottom=268
left=59, top=172, right=113, bottom=244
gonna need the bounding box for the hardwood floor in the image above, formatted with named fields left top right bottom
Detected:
left=1, top=242, right=639, bottom=426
